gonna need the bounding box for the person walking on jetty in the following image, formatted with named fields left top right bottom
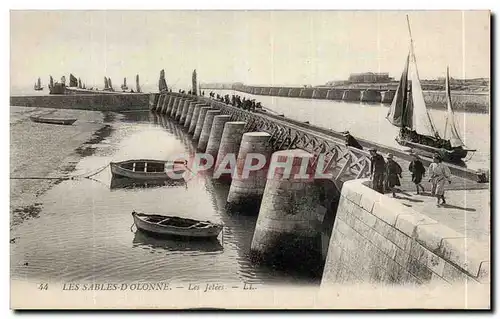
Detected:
left=429, top=154, right=452, bottom=206
left=408, top=153, right=426, bottom=194
left=368, top=147, right=385, bottom=193
left=384, top=153, right=402, bottom=197
left=342, top=131, right=363, bottom=150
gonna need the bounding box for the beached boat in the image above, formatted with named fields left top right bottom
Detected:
left=29, top=116, right=77, bottom=125
left=110, top=159, right=187, bottom=180
left=132, top=211, right=223, bottom=238
left=386, top=16, right=475, bottom=163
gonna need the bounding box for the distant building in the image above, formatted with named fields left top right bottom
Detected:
left=348, top=72, right=393, bottom=83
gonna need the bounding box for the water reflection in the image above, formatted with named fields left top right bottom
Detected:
left=110, top=176, right=187, bottom=190
left=132, top=229, right=224, bottom=253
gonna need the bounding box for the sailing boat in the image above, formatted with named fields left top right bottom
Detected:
left=121, top=77, right=129, bottom=91
left=33, top=77, right=43, bottom=91
left=386, top=16, right=475, bottom=163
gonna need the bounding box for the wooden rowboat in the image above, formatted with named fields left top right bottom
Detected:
left=29, top=116, right=77, bottom=125
left=110, top=159, right=187, bottom=180
left=132, top=212, right=223, bottom=239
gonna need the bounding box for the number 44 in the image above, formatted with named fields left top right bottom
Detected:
left=37, top=283, right=48, bottom=290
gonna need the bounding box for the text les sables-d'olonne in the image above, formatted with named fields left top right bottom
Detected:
left=62, top=282, right=257, bottom=292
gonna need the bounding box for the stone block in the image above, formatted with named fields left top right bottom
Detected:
left=409, top=240, right=446, bottom=277
left=395, top=213, right=438, bottom=239
left=477, top=261, right=490, bottom=284
left=407, top=255, right=433, bottom=283
left=350, top=205, right=377, bottom=228
left=386, top=227, right=411, bottom=251
left=414, top=223, right=463, bottom=251
left=371, top=200, right=399, bottom=226
left=438, top=237, right=489, bottom=277
left=441, top=262, right=469, bottom=283
left=344, top=188, right=362, bottom=205
left=359, top=194, right=375, bottom=212
left=394, top=246, right=410, bottom=267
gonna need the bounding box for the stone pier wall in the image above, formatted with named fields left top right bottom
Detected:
left=10, top=94, right=150, bottom=111
left=321, top=179, right=490, bottom=286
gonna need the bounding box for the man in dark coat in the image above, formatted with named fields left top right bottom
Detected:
left=368, top=147, right=385, bottom=193
left=343, top=131, right=363, bottom=150
left=384, top=153, right=402, bottom=197
left=409, top=153, right=426, bottom=194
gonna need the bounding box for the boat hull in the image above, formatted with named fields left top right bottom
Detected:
left=132, top=212, right=223, bottom=239
left=49, top=84, right=66, bottom=95
left=110, top=160, right=186, bottom=180
left=396, top=136, right=469, bottom=163
left=29, top=116, right=77, bottom=125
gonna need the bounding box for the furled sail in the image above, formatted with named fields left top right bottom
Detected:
left=69, top=74, right=78, bottom=87
left=78, top=78, right=82, bottom=89
left=136, top=74, right=141, bottom=93
left=104, top=77, right=109, bottom=89
left=49, top=76, right=54, bottom=88
left=37, top=78, right=41, bottom=88
left=108, top=77, right=114, bottom=91
left=61, top=76, right=66, bottom=85
left=192, top=69, right=198, bottom=95
left=159, top=69, right=168, bottom=92
left=443, top=67, right=465, bottom=148
left=386, top=54, right=411, bottom=127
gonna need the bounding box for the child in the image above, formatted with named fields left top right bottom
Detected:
left=408, top=153, right=426, bottom=194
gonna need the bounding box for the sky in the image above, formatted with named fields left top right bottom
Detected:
left=10, top=10, right=490, bottom=90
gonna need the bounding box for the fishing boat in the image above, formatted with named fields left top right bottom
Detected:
left=33, top=77, right=43, bottom=91
left=110, top=159, right=187, bottom=180
left=386, top=16, right=475, bottom=163
left=121, top=77, right=129, bottom=91
left=29, top=116, right=77, bottom=125
left=132, top=211, right=223, bottom=238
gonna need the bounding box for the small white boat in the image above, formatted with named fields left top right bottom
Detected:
left=110, top=159, right=186, bottom=180
left=132, top=212, right=223, bottom=238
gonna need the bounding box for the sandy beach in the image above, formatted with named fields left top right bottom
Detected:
left=10, top=106, right=113, bottom=228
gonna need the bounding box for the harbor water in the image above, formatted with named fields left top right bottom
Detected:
left=10, top=110, right=321, bottom=286
left=210, top=89, right=490, bottom=171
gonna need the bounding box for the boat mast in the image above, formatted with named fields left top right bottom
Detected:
left=406, top=15, right=440, bottom=138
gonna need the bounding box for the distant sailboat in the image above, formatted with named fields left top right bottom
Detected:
left=33, top=77, right=43, bottom=91
left=69, top=74, right=78, bottom=87
left=108, top=77, right=114, bottom=91
left=121, top=77, right=129, bottom=91
left=386, top=16, right=475, bottom=163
